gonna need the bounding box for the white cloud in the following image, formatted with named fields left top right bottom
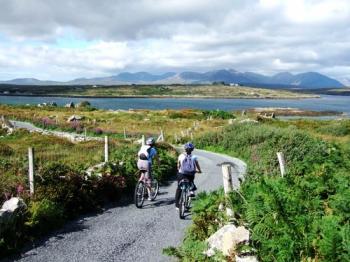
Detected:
left=0, top=0, right=349, bottom=82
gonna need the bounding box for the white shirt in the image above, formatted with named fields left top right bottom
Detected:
left=178, top=153, right=198, bottom=174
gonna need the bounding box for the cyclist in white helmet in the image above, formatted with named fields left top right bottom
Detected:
left=137, top=137, right=159, bottom=200
left=175, top=142, right=202, bottom=209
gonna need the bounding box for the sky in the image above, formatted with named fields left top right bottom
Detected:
left=0, top=0, right=349, bottom=84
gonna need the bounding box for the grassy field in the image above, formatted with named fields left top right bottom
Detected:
left=0, top=104, right=234, bottom=142
left=0, top=84, right=318, bottom=99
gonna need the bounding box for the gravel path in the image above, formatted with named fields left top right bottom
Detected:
left=4, top=149, right=246, bottom=262
left=10, top=120, right=102, bottom=142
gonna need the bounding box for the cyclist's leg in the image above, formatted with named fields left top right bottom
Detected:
left=175, top=173, right=185, bottom=208
left=137, top=159, right=149, bottom=181
left=186, top=173, right=196, bottom=196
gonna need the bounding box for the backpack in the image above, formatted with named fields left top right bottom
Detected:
left=181, top=153, right=196, bottom=174
left=138, top=145, right=151, bottom=160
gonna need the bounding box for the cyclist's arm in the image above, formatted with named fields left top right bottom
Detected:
left=195, top=159, right=202, bottom=173
left=177, top=159, right=181, bottom=171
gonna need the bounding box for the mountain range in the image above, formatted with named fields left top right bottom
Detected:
left=0, top=69, right=344, bottom=89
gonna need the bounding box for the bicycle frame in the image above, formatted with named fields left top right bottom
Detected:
left=179, top=178, right=192, bottom=219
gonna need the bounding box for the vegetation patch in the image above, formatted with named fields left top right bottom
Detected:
left=188, top=121, right=350, bottom=261
left=0, top=130, right=177, bottom=257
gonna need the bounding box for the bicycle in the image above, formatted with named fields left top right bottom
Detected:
left=178, top=178, right=193, bottom=219
left=134, top=169, right=159, bottom=208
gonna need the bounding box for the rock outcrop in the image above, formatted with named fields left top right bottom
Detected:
left=205, top=224, right=258, bottom=261
left=0, top=197, right=27, bottom=236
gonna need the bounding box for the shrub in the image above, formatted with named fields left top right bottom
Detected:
left=76, top=101, right=91, bottom=108
left=34, top=163, right=100, bottom=217
left=194, top=122, right=350, bottom=261
left=202, top=109, right=235, bottom=120
left=26, top=199, right=65, bottom=235
left=0, top=143, right=14, bottom=157
left=317, top=121, right=350, bottom=137
left=93, top=127, right=103, bottom=135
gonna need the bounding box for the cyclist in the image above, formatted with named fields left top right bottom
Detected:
left=137, top=137, right=159, bottom=200
left=175, top=142, right=202, bottom=209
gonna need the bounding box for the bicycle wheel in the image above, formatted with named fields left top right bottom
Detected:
left=150, top=179, right=159, bottom=201
left=185, top=191, right=191, bottom=210
left=134, top=181, right=145, bottom=208
left=179, top=190, right=186, bottom=219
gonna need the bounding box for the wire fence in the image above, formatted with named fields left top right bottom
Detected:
left=0, top=127, right=167, bottom=203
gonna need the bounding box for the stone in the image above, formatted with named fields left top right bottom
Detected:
left=239, top=119, right=259, bottom=124
left=235, top=255, right=259, bottom=262
left=206, top=225, right=250, bottom=257
left=0, top=198, right=27, bottom=235
left=67, top=115, right=83, bottom=122
left=1, top=197, right=27, bottom=212
left=222, top=226, right=250, bottom=256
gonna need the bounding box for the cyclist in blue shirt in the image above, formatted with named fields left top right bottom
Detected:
left=137, top=137, right=159, bottom=200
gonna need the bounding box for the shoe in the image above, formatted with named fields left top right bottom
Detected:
left=175, top=207, right=179, bottom=211
left=148, top=197, right=153, bottom=201
left=189, top=191, right=195, bottom=197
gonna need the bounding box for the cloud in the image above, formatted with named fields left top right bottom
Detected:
left=0, top=0, right=349, bottom=82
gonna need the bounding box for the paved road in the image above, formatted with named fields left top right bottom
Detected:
left=5, top=149, right=246, bottom=262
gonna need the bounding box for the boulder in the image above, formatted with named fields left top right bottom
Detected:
left=0, top=198, right=27, bottom=235
left=206, top=224, right=250, bottom=257
left=222, top=226, right=250, bottom=256
left=67, top=115, right=84, bottom=122
left=235, top=255, right=259, bottom=262
left=1, top=197, right=27, bottom=212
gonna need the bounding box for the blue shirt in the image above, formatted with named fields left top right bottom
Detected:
left=148, top=147, right=157, bottom=165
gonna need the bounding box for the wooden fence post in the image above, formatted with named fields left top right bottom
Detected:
left=28, top=147, right=35, bottom=195
left=104, top=136, right=109, bottom=163
left=277, top=152, right=286, bottom=177
left=160, top=129, right=164, bottom=142
left=222, top=164, right=234, bottom=217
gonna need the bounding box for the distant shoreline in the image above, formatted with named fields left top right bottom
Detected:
left=0, top=93, right=320, bottom=100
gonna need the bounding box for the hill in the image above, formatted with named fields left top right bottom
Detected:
left=0, top=69, right=344, bottom=89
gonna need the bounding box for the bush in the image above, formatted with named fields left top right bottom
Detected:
left=0, top=143, right=14, bottom=157
left=202, top=109, right=234, bottom=120
left=26, top=199, right=65, bottom=235
left=317, top=121, right=350, bottom=137
left=76, top=101, right=91, bottom=108
left=0, top=127, right=7, bottom=136
left=194, top=122, right=350, bottom=261
left=93, top=128, right=103, bottom=135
